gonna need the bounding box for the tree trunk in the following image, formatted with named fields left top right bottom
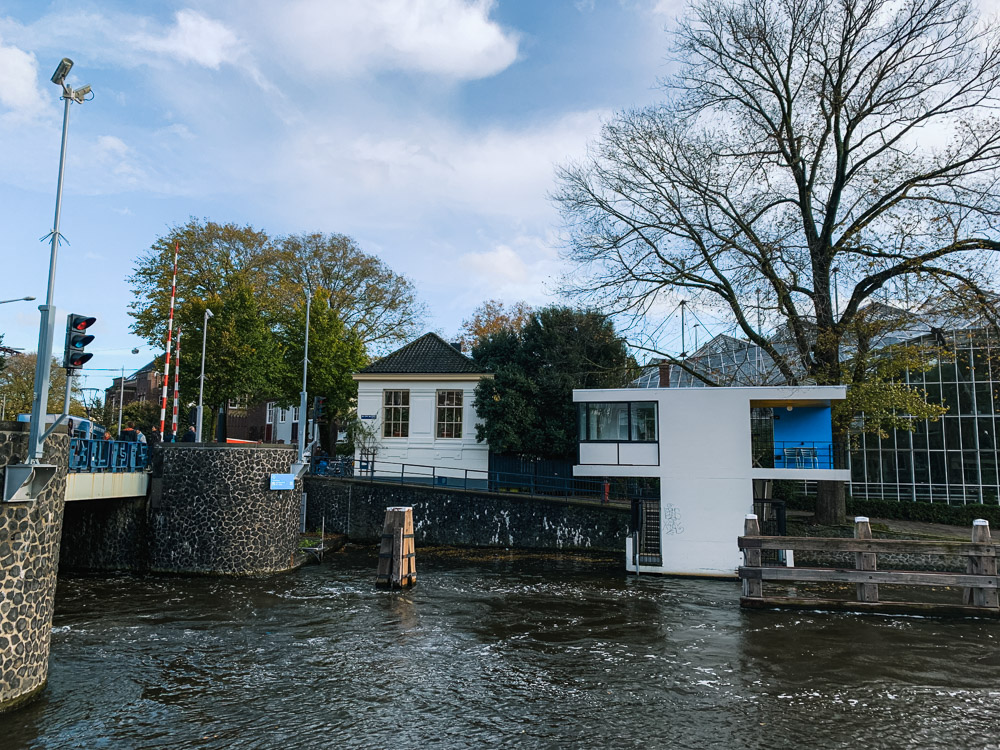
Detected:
left=814, top=480, right=846, bottom=525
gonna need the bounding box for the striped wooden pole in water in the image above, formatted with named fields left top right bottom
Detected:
left=376, top=506, right=416, bottom=589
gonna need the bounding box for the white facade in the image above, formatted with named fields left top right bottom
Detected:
left=574, top=385, right=849, bottom=578
left=354, top=374, right=490, bottom=481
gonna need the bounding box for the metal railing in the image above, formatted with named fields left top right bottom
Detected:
left=309, top=455, right=650, bottom=504
left=69, top=438, right=150, bottom=473
left=752, top=440, right=847, bottom=471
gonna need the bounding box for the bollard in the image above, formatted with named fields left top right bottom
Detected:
left=854, top=516, right=878, bottom=603
left=375, top=506, right=416, bottom=589
left=742, top=514, right=761, bottom=598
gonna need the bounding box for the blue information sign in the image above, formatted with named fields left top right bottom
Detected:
left=269, top=473, right=296, bottom=490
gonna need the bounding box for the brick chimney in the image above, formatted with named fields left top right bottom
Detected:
left=657, top=362, right=672, bottom=388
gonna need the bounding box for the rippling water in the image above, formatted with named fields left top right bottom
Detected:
left=5, top=547, right=1000, bottom=749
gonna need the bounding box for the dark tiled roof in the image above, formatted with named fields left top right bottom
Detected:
left=359, top=333, right=487, bottom=375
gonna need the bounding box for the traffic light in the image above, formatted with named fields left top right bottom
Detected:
left=313, top=395, right=326, bottom=420
left=63, top=313, right=96, bottom=369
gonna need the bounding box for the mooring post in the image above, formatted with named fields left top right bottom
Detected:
left=854, top=516, right=879, bottom=603
left=743, top=514, right=762, bottom=598
left=963, top=519, right=998, bottom=608
left=375, top=506, right=416, bottom=589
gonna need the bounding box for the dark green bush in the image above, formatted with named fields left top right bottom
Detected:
left=845, top=497, right=1000, bottom=528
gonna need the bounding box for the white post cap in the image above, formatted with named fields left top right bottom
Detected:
left=973, top=519, right=989, bottom=526
left=745, top=513, right=758, bottom=520
left=854, top=516, right=869, bottom=523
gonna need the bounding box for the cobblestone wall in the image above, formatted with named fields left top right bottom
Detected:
left=0, top=421, right=69, bottom=713
left=149, top=445, right=301, bottom=575
left=303, top=476, right=630, bottom=552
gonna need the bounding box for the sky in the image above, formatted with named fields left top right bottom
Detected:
left=0, top=0, right=682, bottom=397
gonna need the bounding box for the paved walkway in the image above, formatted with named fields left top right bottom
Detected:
left=788, top=509, right=978, bottom=540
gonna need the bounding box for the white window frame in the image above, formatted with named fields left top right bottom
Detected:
left=383, top=389, right=410, bottom=438
left=436, top=390, right=464, bottom=439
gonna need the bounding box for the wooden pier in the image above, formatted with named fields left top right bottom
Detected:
left=738, top=515, right=1000, bottom=618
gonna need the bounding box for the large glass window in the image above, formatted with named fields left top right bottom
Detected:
left=436, top=390, right=463, bottom=439
left=578, top=401, right=657, bottom=442
left=383, top=389, right=410, bottom=438
left=631, top=403, right=657, bottom=441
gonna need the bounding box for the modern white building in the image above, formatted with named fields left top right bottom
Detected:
left=574, top=385, right=850, bottom=577
left=353, top=333, right=491, bottom=486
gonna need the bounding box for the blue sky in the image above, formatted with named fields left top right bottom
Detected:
left=0, top=0, right=681, bottom=395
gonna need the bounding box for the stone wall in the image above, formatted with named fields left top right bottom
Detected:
left=303, top=476, right=630, bottom=552
left=0, top=421, right=69, bottom=713
left=148, top=444, right=301, bottom=575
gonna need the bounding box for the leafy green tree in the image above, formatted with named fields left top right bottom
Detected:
left=128, top=218, right=282, bottom=347
left=473, top=307, right=635, bottom=460
left=180, top=286, right=286, bottom=440
left=0, top=353, right=86, bottom=418
left=276, top=233, right=425, bottom=355
left=276, top=289, right=368, bottom=451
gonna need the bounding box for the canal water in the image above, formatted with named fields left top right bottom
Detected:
left=5, top=547, right=1000, bottom=749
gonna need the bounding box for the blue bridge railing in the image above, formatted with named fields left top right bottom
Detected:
left=69, top=438, right=150, bottom=473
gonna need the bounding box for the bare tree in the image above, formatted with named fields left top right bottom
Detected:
left=555, top=0, right=1000, bottom=522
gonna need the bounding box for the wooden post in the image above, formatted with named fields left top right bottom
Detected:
left=855, top=516, right=879, bottom=603
left=963, top=519, right=998, bottom=608
left=376, top=506, right=417, bottom=589
left=743, top=514, right=762, bottom=599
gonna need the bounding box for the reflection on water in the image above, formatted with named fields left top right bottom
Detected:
left=5, top=547, right=1000, bottom=749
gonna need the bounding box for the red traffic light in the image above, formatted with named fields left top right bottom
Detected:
left=70, top=315, right=97, bottom=331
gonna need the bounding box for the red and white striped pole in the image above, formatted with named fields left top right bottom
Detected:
left=159, top=241, right=179, bottom=436
left=171, top=327, right=181, bottom=438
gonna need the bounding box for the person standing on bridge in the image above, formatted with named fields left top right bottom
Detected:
left=148, top=427, right=161, bottom=447
left=182, top=425, right=196, bottom=442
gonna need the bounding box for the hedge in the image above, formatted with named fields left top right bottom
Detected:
left=769, top=481, right=1000, bottom=527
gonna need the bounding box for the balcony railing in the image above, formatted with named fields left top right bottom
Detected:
left=752, top=440, right=847, bottom=471
left=69, top=438, right=150, bottom=473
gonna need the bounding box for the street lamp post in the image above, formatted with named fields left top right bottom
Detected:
left=0, top=296, right=36, bottom=305
left=26, top=58, right=91, bottom=464
left=196, top=308, right=213, bottom=442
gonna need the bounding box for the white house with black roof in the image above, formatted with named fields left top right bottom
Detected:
left=353, top=333, right=492, bottom=485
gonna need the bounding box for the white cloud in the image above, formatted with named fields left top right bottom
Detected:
left=277, top=109, right=605, bottom=225
left=457, top=236, right=562, bottom=302
left=255, top=0, right=519, bottom=79
left=128, top=9, right=241, bottom=69
left=0, top=37, right=46, bottom=119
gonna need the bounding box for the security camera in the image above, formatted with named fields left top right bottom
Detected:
left=51, top=58, right=74, bottom=85
left=72, top=84, right=92, bottom=102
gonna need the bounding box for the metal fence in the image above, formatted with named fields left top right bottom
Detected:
left=69, top=438, right=150, bottom=473
left=309, top=455, right=652, bottom=504
left=752, top=440, right=848, bottom=471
